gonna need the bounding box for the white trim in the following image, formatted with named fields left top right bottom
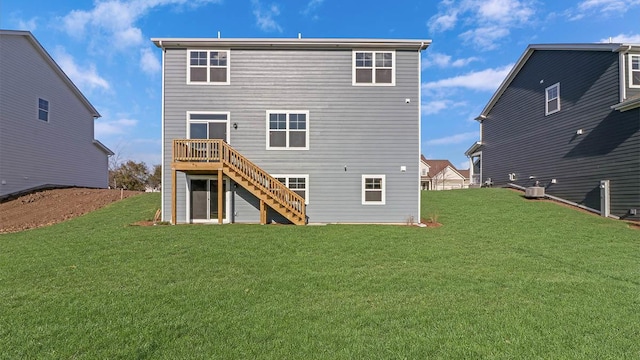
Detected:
left=545, top=82, right=560, bottom=115
left=629, top=54, right=640, bottom=88
left=362, top=174, right=386, bottom=205
left=153, top=37, right=431, bottom=51
left=186, top=175, right=231, bottom=224
left=468, top=151, right=482, bottom=185
left=352, top=50, right=396, bottom=86
left=186, top=111, right=231, bottom=143
left=418, top=49, right=422, bottom=219
left=37, top=97, right=49, bottom=122
left=161, top=47, right=166, bottom=221
left=265, top=110, right=310, bottom=150
left=271, top=174, right=309, bottom=205
left=619, top=51, right=626, bottom=102
left=186, top=49, right=230, bottom=85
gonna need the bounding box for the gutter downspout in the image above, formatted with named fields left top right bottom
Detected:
left=618, top=45, right=632, bottom=103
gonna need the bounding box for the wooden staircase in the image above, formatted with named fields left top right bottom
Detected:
left=171, top=139, right=306, bottom=225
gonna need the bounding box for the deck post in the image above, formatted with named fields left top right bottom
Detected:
left=171, top=169, right=177, bottom=224
left=260, top=199, right=266, bottom=225
left=218, top=168, right=223, bottom=224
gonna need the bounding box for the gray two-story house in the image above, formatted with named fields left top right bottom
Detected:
left=0, top=30, right=112, bottom=199
left=468, top=43, right=640, bottom=220
left=153, top=37, right=430, bottom=224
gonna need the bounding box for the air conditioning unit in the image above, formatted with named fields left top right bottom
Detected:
left=525, top=186, right=545, bottom=198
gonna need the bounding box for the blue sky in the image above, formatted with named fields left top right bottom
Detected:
left=2, top=0, right=640, bottom=169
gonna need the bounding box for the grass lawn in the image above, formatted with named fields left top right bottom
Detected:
left=1, top=189, right=638, bottom=359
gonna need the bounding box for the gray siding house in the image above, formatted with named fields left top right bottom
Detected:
left=468, top=43, right=640, bottom=220
left=153, top=37, right=430, bottom=224
left=0, top=30, right=112, bottom=199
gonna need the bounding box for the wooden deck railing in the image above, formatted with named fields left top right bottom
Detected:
left=172, top=139, right=306, bottom=223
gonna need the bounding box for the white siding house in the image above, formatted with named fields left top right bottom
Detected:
left=0, top=30, right=112, bottom=199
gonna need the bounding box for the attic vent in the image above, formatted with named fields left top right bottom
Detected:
left=525, top=186, right=545, bottom=199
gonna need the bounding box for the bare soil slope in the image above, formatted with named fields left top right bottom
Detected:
left=0, top=188, right=141, bottom=234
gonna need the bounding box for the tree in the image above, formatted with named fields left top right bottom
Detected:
left=110, top=160, right=149, bottom=191
left=147, top=164, right=162, bottom=191
left=108, top=143, right=125, bottom=189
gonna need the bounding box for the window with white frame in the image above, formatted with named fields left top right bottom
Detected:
left=267, top=111, right=309, bottom=150
left=273, top=175, right=309, bottom=204
left=353, top=51, right=395, bottom=85
left=38, top=98, right=49, bottom=122
left=188, top=50, right=229, bottom=84
left=631, top=54, right=640, bottom=88
left=545, top=83, right=560, bottom=115
left=362, top=175, right=385, bottom=205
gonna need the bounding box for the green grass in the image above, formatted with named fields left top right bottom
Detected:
left=1, top=189, right=638, bottom=359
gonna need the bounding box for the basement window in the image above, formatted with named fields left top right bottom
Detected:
left=273, top=175, right=309, bottom=204
left=362, top=175, right=386, bottom=205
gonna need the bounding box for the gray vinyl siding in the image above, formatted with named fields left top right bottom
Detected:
left=162, top=48, right=420, bottom=223
left=0, top=34, right=109, bottom=197
left=482, top=50, right=640, bottom=220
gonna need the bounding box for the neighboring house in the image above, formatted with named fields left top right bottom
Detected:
left=419, top=155, right=430, bottom=190
left=0, top=30, right=112, bottom=199
left=153, top=37, right=431, bottom=224
left=420, top=156, right=468, bottom=190
left=468, top=43, right=640, bottom=220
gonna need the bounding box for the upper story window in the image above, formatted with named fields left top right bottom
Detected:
left=188, top=50, right=229, bottom=85
left=353, top=51, right=395, bottom=86
left=631, top=54, right=640, bottom=88
left=266, top=111, right=309, bottom=150
left=38, top=98, right=49, bottom=122
left=545, top=83, right=560, bottom=115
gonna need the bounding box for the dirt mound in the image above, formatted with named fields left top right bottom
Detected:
left=0, top=188, right=141, bottom=234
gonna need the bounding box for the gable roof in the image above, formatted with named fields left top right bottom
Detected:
left=476, top=43, right=640, bottom=121
left=420, top=154, right=429, bottom=165
left=458, top=169, right=470, bottom=179
left=0, top=29, right=100, bottom=118
left=152, top=37, right=431, bottom=51
left=423, top=159, right=464, bottom=179
left=93, top=140, right=114, bottom=156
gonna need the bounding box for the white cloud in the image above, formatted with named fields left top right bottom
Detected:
left=424, top=131, right=479, bottom=146
left=422, top=100, right=467, bottom=115
left=428, top=11, right=458, bottom=33
left=53, top=47, right=110, bottom=92
left=302, top=0, right=324, bottom=16
left=568, top=0, right=640, bottom=20
left=600, top=33, right=640, bottom=44
left=61, top=0, right=221, bottom=51
left=95, top=117, right=138, bottom=137
left=252, top=0, right=283, bottom=33
left=422, top=64, right=513, bottom=92
left=459, top=26, right=510, bottom=50
left=16, top=17, right=38, bottom=31
left=140, top=48, right=161, bottom=75
left=578, top=0, right=640, bottom=12
left=427, top=0, right=536, bottom=49
left=422, top=52, right=479, bottom=69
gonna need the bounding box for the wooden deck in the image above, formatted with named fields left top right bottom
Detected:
left=170, top=139, right=306, bottom=225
